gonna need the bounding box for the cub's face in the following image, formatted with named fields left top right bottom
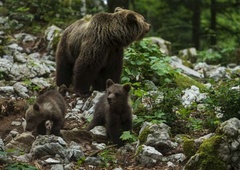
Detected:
left=106, top=79, right=131, bottom=105
left=114, top=7, right=151, bottom=40
left=25, top=104, right=41, bottom=131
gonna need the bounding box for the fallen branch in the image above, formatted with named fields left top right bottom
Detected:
left=88, top=144, right=118, bottom=157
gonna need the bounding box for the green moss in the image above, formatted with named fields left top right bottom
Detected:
left=183, top=137, right=197, bottom=158
left=174, top=72, right=205, bottom=90
left=0, top=7, right=8, bottom=16
left=135, top=145, right=144, bottom=157
left=182, top=60, right=194, bottom=69
left=138, top=125, right=150, bottom=145
left=0, top=46, right=5, bottom=56
left=185, top=135, right=227, bottom=170
left=51, top=30, right=61, bottom=52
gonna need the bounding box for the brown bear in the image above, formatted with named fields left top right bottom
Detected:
left=25, top=90, right=66, bottom=136
left=86, top=79, right=132, bottom=146
left=55, top=7, right=151, bottom=96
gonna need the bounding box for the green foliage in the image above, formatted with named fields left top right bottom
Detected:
left=120, top=131, right=138, bottom=143
left=122, top=39, right=175, bottom=86
left=27, top=97, right=36, bottom=105
left=203, top=79, right=240, bottom=121
left=5, top=0, right=78, bottom=22
left=123, top=40, right=181, bottom=129
left=132, top=85, right=182, bottom=130
left=99, top=149, right=117, bottom=168
left=198, top=47, right=236, bottom=65
left=177, top=103, right=218, bottom=133
left=23, top=79, right=41, bottom=92
left=76, top=157, right=86, bottom=166
left=5, top=162, right=37, bottom=170
left=187, top=117, right=203, bottom=131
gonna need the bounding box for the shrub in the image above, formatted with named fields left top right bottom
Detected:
left=122, top=39, right=176, bottom=86
left=198, top=47, right=236, bottom=65
left=203, top=79, right=240, bottom=121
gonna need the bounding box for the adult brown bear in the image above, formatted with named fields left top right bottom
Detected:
left=55, top=7, right=151, bottom=96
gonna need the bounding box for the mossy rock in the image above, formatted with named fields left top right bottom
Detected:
left=174, top=72, right=205, bottom=90
left=182, top=137, right=197, bottom=158
left=138, top=124, right=151, bottom=145
left=184, top=135, right=227, bottom=170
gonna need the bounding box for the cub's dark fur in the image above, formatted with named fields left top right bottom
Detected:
left=25, top=90, right=66, bottom=136
left=86, top=79, right=132, bottom=146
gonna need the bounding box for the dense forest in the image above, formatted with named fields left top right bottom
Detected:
left=0, top=0, right=240, bottom=170
left=2, top=0, right=240, bottom=57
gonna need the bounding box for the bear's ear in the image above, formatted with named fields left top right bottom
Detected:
left=114, top=7, right=123, bottom=12
left=123, top=84, right=131, bottom=93
left=106, top=79, right=114, bottom=88
left=33, top=103, right=40, bottom=112
left=126, top=13, right=137, bottom=23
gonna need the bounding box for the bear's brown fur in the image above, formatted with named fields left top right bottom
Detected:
left=86, top=79, right=132, bottom=146
left=55, top=7, right=151, bottom=96
left=25, top=90, right=66, bottom=136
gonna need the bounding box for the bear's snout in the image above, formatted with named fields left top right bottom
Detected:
left=146, top=24, right=151, bottom=32
left=107, top=93, right=115, bottom=104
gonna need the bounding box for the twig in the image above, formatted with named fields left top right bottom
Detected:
left=88, top=144, right=118, bottom=157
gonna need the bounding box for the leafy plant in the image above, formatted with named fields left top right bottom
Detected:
left=198, top=47, right=236, bottom=65
left=99, top=149, right=117, bottom=168
left=187, top=117, right=203, bottom=131
left=203, top=79, right=240, bottom=121
left=5, top=162, right=37, bottom=170
left=120, top=131, right=138, bottom=143
left=132, top=86, right=182, bottom=131
left=122, top=39, right=175, bottom=86
left=23, top=79, right=41, bottom=92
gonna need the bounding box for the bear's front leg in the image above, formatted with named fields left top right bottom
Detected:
left=107, top=116, right=124, bottom=146
left=73, top=61, right=98, bottom=97
left=51, top=122, right=63, bottom=136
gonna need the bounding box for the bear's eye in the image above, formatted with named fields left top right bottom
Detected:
left=115, top=93, right=120, bottom=97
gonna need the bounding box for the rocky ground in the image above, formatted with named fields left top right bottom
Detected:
left=0, top=93, right=185, bottom=170
left=0, top=11, right=240, bottom=170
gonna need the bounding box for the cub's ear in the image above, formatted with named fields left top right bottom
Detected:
left=114, top=7, right=123, bottom=12
left=33, top=103, right=40, bottom=112
left=106, top=79, right=114, bottom=88
left=123, top=84, right=131, bottom=93
left=127, top=13, right=137, bottom=23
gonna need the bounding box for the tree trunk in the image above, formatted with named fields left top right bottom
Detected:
left=210, top=0, right=217, bottom=45
left=192, top=0, right=201, bottom=50
left=107, top=0, right=129, bottom=12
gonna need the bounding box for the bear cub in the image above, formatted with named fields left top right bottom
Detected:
left=25, top=90, right=66, bottom=136
left=86, top=79, right=132, bottom=146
